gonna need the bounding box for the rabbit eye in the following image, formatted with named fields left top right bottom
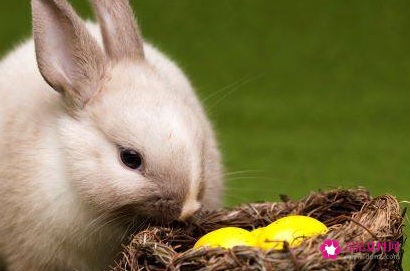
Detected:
left=120, top=148, right=142, bottom=170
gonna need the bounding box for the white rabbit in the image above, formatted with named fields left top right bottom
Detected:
left=0, top=0, right=223, bottom=270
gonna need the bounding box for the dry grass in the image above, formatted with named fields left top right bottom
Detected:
left=110, top=189, right=405, bottom=271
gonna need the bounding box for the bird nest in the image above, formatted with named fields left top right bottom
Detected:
left=110, top=189, right=405, bottom=271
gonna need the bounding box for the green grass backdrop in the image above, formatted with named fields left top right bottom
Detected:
left=0, top=0, right=409, bottom=268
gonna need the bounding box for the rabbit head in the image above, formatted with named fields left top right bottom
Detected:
left=31, top=0, right=222, bottom=224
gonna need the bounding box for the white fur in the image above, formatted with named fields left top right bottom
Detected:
left=0, top=17, right=223, bottom=271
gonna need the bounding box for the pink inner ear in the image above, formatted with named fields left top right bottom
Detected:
left=44, top=18, right=77, bottom=87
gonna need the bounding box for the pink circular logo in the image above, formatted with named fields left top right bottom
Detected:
left=319, top=239, right=341, bottom=260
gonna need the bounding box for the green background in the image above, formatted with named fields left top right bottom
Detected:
left=0, top=0, right=409, bottom=269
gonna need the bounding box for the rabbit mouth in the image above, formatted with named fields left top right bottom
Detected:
left=135, top=194, right=186, bottom=224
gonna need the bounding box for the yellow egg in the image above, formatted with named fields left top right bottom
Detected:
left=258, top=215, right=328, bottom=250
left=250, top=227, right=265, bottom=239
left=194, top=227, right=257, bottom=249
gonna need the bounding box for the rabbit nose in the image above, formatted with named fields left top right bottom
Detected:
left=178, top=200, right=201, bottom=221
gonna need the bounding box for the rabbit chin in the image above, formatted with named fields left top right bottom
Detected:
left=111, top=205, right=181, bottom=227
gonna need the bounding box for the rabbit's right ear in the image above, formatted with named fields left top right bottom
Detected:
left=89, top=0, right=145, bottom=62
left=32, top=0, right=106, bottom=110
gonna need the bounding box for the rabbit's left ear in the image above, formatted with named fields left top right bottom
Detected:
left=90, top=0, right=145, bottom=62
left=32, top=0, right=106, bottom=110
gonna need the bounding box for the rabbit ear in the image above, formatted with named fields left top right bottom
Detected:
left=32, top=0, right=106, bottom=110
left=90, top=0, right=145, bottom=62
